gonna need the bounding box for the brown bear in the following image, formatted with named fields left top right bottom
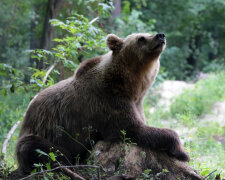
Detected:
left=16, top=33, right=189, bottom=174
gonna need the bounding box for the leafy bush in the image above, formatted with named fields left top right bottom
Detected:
left=0, top=63, right=25, bottom=95
left=203, top=58, right=225, bottom=73
left=28, top=14, right=106, bottom=92
left=160, top=46, right=192, bottom=80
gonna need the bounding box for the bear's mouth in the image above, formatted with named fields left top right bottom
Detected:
left=151, top=41, right=166, bottom=51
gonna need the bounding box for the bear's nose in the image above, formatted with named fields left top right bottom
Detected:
left=156, top=33, right=165, bottom=40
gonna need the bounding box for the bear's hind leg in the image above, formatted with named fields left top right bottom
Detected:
left=16, top=135, right=73, bottom=175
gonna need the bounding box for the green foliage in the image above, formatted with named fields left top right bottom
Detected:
left=0, top=63, right=25, bottom=95
left=203, top=58, right=225, bottom=73
left=27, top=14, right=106, bottom=91
left=120, top=130, right=137, bottom=155
left=160, top=46, right=192, bottom=80
left=112, top=10, right=156, bottom=37
left=51, top=14, right=106, bottom=59
left=98, top=2, right=114, bottom=18
left=170, top=72, right=225, bottom=122
left=0, top=0, right=32, bottom=69
left=140, top=0, right=225, bottom=79
left=120, top=130, right=133, bottom=145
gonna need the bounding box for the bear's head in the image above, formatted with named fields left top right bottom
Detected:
left=106, top=33, right=166, bottom=64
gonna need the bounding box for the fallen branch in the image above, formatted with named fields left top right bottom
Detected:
left=19, top=165, right=100, bottom=180
left=1, top=120, right=21, bottom=161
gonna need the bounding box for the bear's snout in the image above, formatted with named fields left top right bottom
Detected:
left=156, top=33, right=165, bottom=41
left=149, top=33, right=166, bottom=51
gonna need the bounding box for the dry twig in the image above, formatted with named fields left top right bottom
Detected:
left=62, top=167, right=85, bottom=180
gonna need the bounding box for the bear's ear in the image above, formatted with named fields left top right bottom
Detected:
left=106, top=34, right=123, bottom=52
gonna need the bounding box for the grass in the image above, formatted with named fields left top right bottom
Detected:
left=144, top=71, right=225, bottom=179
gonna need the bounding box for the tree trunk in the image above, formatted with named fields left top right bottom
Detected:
left=37, top=0, right=66, bottom=69
left=112, top=0, right=121, bottom=18
left=29, top=16, right=40, bottom=67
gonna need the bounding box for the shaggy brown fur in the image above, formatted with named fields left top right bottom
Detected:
left=16, top=33, right=189, bottom=174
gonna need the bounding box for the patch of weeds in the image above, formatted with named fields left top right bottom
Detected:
left=0, top=160, right=12, bottom=180
left=196, top=122, right=225, bottom=138
left=120, top=130, right=136, bottom=147
left=192, top=163, right=221, bottom=180
left=175, top=112, right=197, bottom=127
left=170, top=71, right=225, bottom=120
left=141, top=168, right=169, bottom=179
left=22, top=150, right=71, bottom=180
left=186, top=132, right=225, bottom=177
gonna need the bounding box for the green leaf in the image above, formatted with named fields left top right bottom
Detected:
left=36, top=149, right=49, bottom=157
left=49, top=152, right=56, bottom=162
left=46, top=162, right=51, bottom=170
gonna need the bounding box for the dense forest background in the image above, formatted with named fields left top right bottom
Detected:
left=0, top=0, right=225, bottom=179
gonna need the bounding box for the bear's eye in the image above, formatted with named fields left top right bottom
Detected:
left=138, top=36, right=146, bottom=43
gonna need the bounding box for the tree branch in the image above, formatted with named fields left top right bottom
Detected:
left=90, top=16, right=99, bottom=24
left=42, top=62, right=58, bottom=85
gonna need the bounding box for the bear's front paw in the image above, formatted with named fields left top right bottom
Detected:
left=172, top=150, right=190, bottom=162
left=162, top=128, right=190, bottom=162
